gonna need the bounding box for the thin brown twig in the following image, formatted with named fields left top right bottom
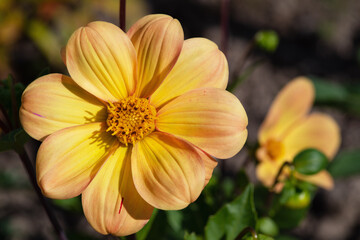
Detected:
left=235, top=226, right=258, bottom=240
left=17, top=149, right=68, bottom=240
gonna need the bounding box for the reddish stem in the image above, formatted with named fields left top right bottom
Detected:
left=119, top=0, right=126, bottom=31
left=220, top=0, right=230, bottom=56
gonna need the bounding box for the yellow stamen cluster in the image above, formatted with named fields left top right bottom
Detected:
left=106, top=97, right=157, bottom=145
left=266, top=139, right=284, bottom=160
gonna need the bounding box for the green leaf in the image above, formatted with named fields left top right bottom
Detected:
left=272, top=206, right=308, bottom=229
left=293, top=149, right=328, bottom=175
left=244, top=234, right=274, bottom=240
left=136, top=209, right=159, bottom=240
left=167, top=210, right=184, bottom=232
left=311, top=77, right=360, bottom=116
left=258, top=235, right=274, bottom=240
left=0, top=128, right=30, bottom=152
left=278, top=181, right=296, bottom=205
left=52, top=197, right=82, bottom=212
left=204, top=184, right=257, bottom=240
left=312, top=78, right=348, bottom=103
left=275, top=235, right=299, bottom=240
left=258, top=217, right=279, bottom=237
left=184, top=232, right=203, bottom=240
left=255, top=30, right=279, bottom=53
left=328, top=149, right=360, bottom=178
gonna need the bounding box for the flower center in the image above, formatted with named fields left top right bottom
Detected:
left=106, top=97, right=156, bottom=145
left=265, top=139, right=284, bottom=160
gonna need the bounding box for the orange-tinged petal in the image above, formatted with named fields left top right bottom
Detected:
left=283, top=113, right=341, bottom=160
left=132, top=132, right=205, bottom=210
left=296, top=170, right=334, bottom=190
left=20, top=74, right=106, bottom=141
left=196, top=147, right=218, bottom=187
left=37, top=122, right=116, bottom=199
left=82, top=146, right=153, bottom=236
left=66, top=21, right=137, bottom=102
left=150, top=38, right=228, bottom=108
left=127, top=14, right=184, bottom=98
left=156, top=88, right=248, bottom=159
left=258, top=77, right=314, bottom=144
left=60, top=47, right=66, bottom=66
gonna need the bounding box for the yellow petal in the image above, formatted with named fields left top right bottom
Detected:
left=66, top=21, right=137, bottom=102
left=256, top=161, right=279, bottom=188
left=283, top=113, right=341, bottom=160
left=296, top=170, right=334, bottom=190
left=82, top=146, right=153, bottom=236
left=132, top=132, right=205, bottom=210
left=258, top=77, right=314, bottom=144
left=156, top=88, right=248, bottom=159
left=127, top=14, right=184, bottom=98
left=20, top=74, right=106, bottom=141
left=150, top=38, right=228, bottom=108
left=37, top=122, right=116, bottom=199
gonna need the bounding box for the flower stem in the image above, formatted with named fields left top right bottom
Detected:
left=9, top=75, right=20, bottom=128
left=0, top=118, right=10, bottom=134
left=266, top=161, right=293, bottom=212
left=119, top=0, right=126, bottom=31
left=17, top=148, right=68, bottom=240
left=220, top=0, right=230, bottom=56
left=271, top=161, right=293, bottom=190
left=235, top=226, right=258, bottom=240
left=0, top=102, right=13, bottom=131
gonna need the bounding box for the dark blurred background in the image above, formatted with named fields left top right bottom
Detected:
left=0, top=0, right=360, bottom=239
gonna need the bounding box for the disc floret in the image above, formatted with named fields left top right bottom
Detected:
left=106, top=97, right=157, bottom=145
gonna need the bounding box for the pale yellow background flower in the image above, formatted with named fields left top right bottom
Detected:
left=256, top=77, right=341, bottom=190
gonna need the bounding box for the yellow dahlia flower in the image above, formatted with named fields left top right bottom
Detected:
left=256, top=77, right=340, bottom=190
left=20, top=14, right=248, bottom=236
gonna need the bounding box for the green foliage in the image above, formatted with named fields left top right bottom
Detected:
left=136, top=209, right=159, bottom=240
left=293, top=149, right=328, bottom=175
left=184, top=232, right=203, bottom=240
left=244, top=234, right=274, bottom=240
left=272, top=206, right=308, bottom=230
left=204, top=184, right=257, bottom=240
left=0, top=128, right=30, bottom=153
left=0, top=75, right=25, bottom=128
left=328, top=149, right=360, bottom=178
left=257, top=217, right=279, bottom=237
left=311, top=77, right=360, bottom=116
left=284, top=190, right=311, bottom=209
left=255, top=30, right=279, bottom=53
left=275, top=235, right=299, bottom=240
left=52, top=197, right=82, bottom=212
